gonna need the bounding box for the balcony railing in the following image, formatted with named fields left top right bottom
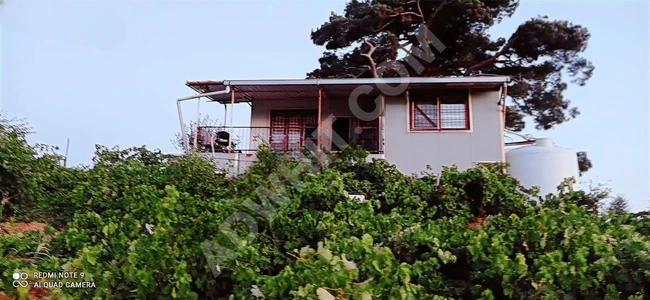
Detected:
left=194, top=125, right=383, bottom=153
left=192, top=126, right=270, bottom=152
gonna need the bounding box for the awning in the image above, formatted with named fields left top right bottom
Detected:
left=185, top=76, right=510, bottom=104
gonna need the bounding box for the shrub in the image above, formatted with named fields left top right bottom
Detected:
left=1, top=115, right=649, bottom=299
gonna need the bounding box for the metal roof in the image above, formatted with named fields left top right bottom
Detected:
left=185, top=76, right=509, bottom=104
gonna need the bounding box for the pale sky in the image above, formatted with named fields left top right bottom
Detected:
left=1, top=0, right=648, bottom=211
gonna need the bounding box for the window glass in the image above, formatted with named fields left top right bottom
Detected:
left=410, top=90, right=469, bottom=130
left=413, top=102, right=438, bottom=128
left=440, top=91, right=468, bottom=129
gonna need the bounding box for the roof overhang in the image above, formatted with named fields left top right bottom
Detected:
left=185, top=76, right=510, bottom=104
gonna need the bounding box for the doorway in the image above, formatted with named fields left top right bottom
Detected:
left=331, top=117, right=351, bottom=151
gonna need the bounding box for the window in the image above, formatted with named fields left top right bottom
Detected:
left=270, top=110, right=317, bottom=151
left=350, top=118, right=379, bottom=152
left=409, top=90, right=470, bottom=130
left=331, top=117, right=380, bottom=153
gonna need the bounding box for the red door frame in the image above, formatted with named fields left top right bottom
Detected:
left=270, top=110, right=317, bottom=151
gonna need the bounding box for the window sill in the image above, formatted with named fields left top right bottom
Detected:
left=407, top=128, right=473, bottom=133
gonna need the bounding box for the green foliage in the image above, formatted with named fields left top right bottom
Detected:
left=1, top=116, right=649, bottom=299
left=0, top=112, right=70, bottom=222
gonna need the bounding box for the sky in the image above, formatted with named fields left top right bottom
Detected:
left=1, top=0, right=649, bottom=211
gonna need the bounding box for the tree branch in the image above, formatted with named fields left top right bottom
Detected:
left=388, top=12, right=423, bottom=18
left=286, top=252, right=306, bottom=262
left=464, top=37, right=517, bottom=76
left=414, top=0, right=448, bottom=61
left=375, top=11, right=421, bottom=32
left=375, top=20, right=395, bottom=32
left=353, top=66, right=371, bottom=78
left=375, top=1, right=426, bottom=33
left=427, top=0, right=449, bottom=27
left=506, top=86, right=529, bottom=114
left=416, top=0, right=426, bottom=23
left=361, top=40, right=379, bottom=78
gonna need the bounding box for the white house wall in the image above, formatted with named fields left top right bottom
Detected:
left=383, top=90, right=504, bottom=175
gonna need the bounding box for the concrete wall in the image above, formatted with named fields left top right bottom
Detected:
left=249, top=89, right=505, bottom=175
left=383, top=90, right=505, bottom=175
left=199, top=152, right=239, bottom=176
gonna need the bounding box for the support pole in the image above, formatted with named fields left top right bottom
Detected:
left=63, top=138, right=70, bottom=167
left=229, top=89, right=235, bottom=150
left=317, top=86, right=322, bottom=153
left=224, top=103, right=228, bottom=131
left=502, top=83, right=508, bottom=122
left=193, top=98, right=201, bottom=151
left=380, top=94, right=386, bottom=153
left=500, top=83, right=509, bottom=172
left=177, top=87, right=231, bottom=152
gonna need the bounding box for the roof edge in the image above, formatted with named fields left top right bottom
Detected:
left=186, top=76, right=509, bottom=87
left=223, top=76, right=509, bottom=86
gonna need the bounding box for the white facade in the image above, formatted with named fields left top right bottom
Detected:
left=182, top=77, right=510, bottom=176
left=246, top=90, right=506, bottom=175
left=383, top=90, right=505, bottom=175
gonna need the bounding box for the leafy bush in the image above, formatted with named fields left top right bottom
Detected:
left=1, top=115, right=649, bottom=299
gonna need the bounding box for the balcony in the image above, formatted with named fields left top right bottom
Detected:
left=193, top=126, right=383, bottom=154
left=191, top=125, right=384, bottom=176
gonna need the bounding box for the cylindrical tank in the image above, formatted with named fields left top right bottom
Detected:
left=506, top=138, right=580, bottom=196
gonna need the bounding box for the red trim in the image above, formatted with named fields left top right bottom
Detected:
left=437, top=96, right=442, bottom=132
left=349, top=117, right=380, bottom=151
left=186, top=80, right=224, bottom=86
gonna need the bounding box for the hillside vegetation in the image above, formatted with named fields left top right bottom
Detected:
left=1, top=115, right=650, bottom=299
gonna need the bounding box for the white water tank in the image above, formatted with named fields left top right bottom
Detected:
left=506, top=138, right=580, bottom=196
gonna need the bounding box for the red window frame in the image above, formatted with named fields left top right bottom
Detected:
left=409, top=90, right=470, bottom=131
left=269, top=110, right=317, bottom=151
left=349, top=117, right=380, bottom=153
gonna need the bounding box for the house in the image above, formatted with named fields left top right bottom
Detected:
left=177, top=76, right=510, bottom=175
